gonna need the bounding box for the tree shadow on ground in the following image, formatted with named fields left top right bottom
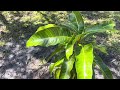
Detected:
left=81, top=11, right=112, bottom=20
left=0, top=11, right=120, bottom=79
left=95, top=39, right=120, bottom=79
left=0, top=12, right=55, bottom=79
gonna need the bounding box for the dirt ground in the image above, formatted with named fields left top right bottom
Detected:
left=0, top=11, right=120, bottom=79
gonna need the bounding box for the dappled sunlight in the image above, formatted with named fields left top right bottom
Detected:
left=0, top=11, right=58, bottom=79
left=0, top=11, right=120, bottom=79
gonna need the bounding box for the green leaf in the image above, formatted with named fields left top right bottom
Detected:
left=92, top=69, right=95, bottom=79
left=94, top=45, right=108, bottom=55
left=72, top=34, right=82, bottom=44
left=85, top=21, right=115, bottom=34
left=92, top=62, right=96, bottom=79
left=55, top=68, right=61, bottom=79
left=53, top=51, right=65, bottom=63
left=69, top=13, right=76, bottom=22
left=65, top=35, right=75, bottom=60
left=80, top=33, right=95, bottom=43
left=49, top=63, right=54, bottom=74
left=75, top=43, right=94, bottom=79
left=94, top=53, right=113, bottom=79
left=66, top=44, right=74, bottom=60
left=26, top=26, right=71, bottom=47
left=47, top=45, right=64, bottom=62
left=65, top=34, right=81, bottom=60
left=63, top=11, right=84, bottom=34
left=49, top=59, right=64, bottom=74
left=70, top=63, right=77, bottom=79
left=59, top=55, right=75, bottom=79
left=60, top=22, right=78, bottom=33
left=49, top=51, right=65, bottom=74
left=72, top=11, right=84, bottom=33
left=35, top=24, right=57, bottom=33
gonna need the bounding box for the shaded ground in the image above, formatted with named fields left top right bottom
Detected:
left=0, top=11, right=55, bottom=79
left=0, top=11, right=120, bottom=79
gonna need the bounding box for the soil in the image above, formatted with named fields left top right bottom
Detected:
left=0, top=11, right=120, bottom=79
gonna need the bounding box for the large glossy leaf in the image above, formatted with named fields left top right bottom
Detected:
left=75, top=43, right=94, bottom=79
left=59, top=55, right=75, bottom=79
left=26, top=26, right=71, bottom=47
left=94, top=53, right=113, bottom=79
left=72, top=11, right=84, bottom=33
left=85, top=21, right=115, bottom=34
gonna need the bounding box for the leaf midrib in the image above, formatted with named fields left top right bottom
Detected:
left=82, top=46, right=86, bottom=78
